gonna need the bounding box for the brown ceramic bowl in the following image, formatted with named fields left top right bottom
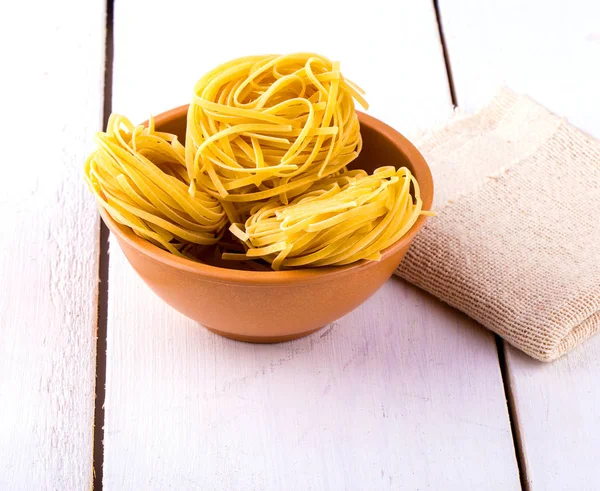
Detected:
left=99, top=105, right=433, bottom=342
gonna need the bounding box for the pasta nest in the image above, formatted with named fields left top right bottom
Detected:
left=185, top=53, right=368, bottom=223
left=226, top=167, right=424, bottom=269
left=84, top=114, right=227, bottom=255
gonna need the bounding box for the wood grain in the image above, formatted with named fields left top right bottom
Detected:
left=0, top=0, right=106, bottom=488
left=103, top=0, right=520, bottom=488
left=438, top=1, right=600, bottom=488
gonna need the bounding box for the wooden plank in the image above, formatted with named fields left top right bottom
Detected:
left=104, top=0, right=520, bottom=488
left=439, top=0, right=600, bottom=134
left=0, top=0, right=106, bottom=489
left=438, top=1, right=600, bottom=488
left=506, top=341, right=600, bottom=490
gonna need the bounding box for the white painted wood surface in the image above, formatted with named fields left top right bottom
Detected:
left=0, top=0, right=106, bottom=489
left=103, top=1, right=520, bottom=489
left=506, top=341, right=600, bottom=490
left=439, top=1, right=600, bottom=489
left=440, top=0, right=600, bottom=135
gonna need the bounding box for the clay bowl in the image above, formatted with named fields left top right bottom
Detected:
left=99, top=105, right=433, bottom=342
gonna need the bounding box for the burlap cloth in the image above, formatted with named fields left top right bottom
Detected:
left=395, top=87, right=600, bottom=362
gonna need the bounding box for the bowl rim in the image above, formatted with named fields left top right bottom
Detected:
left=99, top=105, right=433, bottom=285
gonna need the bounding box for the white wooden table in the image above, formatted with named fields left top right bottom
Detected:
left=2, top=1, right=599, bottom=489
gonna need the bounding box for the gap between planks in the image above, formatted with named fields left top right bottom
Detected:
left=93, top=0, right=114, bottom=488
left=496, top=336, right=528, bottom=490
left=432, top=0, right=457, bottom=107
left=432, top=1, right=526, bottom=487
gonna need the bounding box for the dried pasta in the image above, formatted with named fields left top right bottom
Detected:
left=84, top=114, right=227, bottom=255
left=185, top=53, right=368, bottom=224
left=223, top=166, right=425, bottom=269
left=84, top=53, right=430, bottom=270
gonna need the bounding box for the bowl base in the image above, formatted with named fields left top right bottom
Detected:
left=205, top=325, right=324, bottom=343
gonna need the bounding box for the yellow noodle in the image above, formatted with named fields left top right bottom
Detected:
left=84, top=53, right=431, bottom=270
left=186, top=53, right=367, bottom=209
left=84, top=114, right=227, bottom=255
left=225, top=166, right=425, bottom=269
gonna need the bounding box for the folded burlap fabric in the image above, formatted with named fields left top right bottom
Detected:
left=396, top=87, right=600, bottom=361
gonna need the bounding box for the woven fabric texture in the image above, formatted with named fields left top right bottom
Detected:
left=396, top=88, right=600, bottom=361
